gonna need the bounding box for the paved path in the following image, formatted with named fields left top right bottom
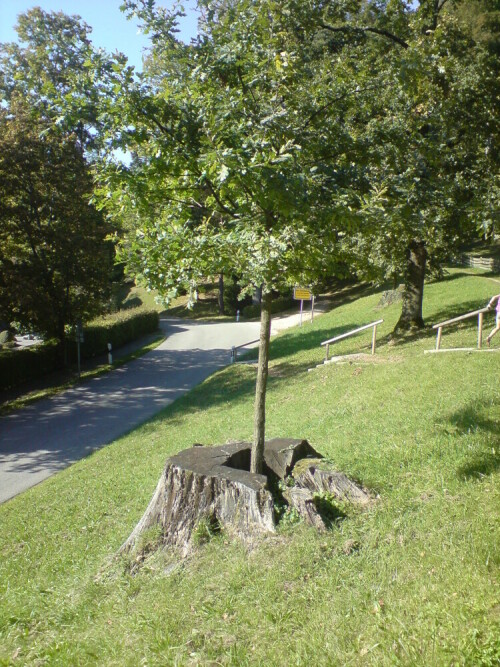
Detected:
left=0, top=309, right=317, bottom=503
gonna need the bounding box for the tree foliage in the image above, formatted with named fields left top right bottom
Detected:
left=0, top=9, right=118, bottom=350
left=330, top=0, right=500, bottom=329
left=0, top=7, right=129, bottom=154
left=98, top=0, right=386, bottom=470
left=0, top=101, right=112, bottom=346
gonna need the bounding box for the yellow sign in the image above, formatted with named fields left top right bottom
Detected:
left=293, top=287, right=313, bottom=301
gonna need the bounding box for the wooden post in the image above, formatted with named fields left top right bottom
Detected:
left=371, top=324, right=377, bottom=355
left=436, top=326, right=443, bottom=351
left=478, top=312, right=483, bottom=349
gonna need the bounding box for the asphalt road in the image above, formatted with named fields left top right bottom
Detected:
left=0, top=312, right=308, bottom=504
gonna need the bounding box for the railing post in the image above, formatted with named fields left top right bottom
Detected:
left=478, top=312, right=483, bottom=349
left=436, top=327, right=443, bottom=351
left=326, top=343, right=329, bottom=362
left=231, top=346, right=236, bottom=363
left=371, top=325, right=377, bottom=355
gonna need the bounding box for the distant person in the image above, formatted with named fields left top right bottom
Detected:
left=486, top=293, right=500, bottom=347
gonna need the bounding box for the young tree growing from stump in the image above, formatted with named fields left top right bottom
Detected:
left=97, top=0, right=376, bottom=473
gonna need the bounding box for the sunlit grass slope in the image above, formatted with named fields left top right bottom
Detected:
left=1, top=268, right=499, bottom=666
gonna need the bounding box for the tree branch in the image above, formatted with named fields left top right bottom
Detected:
left=320, top=22, right=409, bottom=50
left=438, top=0, right=452, bottom=10
left=301, top=84, right=380, bottom=132
left=136, top=104, right=239, bottom=218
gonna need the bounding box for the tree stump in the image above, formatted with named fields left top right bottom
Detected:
left=121, top=439, right=370, bottom=557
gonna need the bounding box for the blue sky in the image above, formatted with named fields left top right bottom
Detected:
left=0, top=1, right=199, bottom=72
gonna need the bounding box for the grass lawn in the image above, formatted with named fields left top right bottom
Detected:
left=112, top=280, right=231, bottom=320
left=161, top=282, right=235, bottom=321
left=0, top=268, right=499, bottom=666
left=111, top=283, right=166, bottom=313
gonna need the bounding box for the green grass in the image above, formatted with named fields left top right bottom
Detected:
left=461, top=238, right=500, bottom=260
left=1, top=268, right=499, bottom=666
left=111, top=283, right=165, bottom=313
left=162, top=282, right=235, bottom=321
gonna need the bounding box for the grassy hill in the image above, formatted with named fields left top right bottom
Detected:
left=0, top=268, right=499, bottom=666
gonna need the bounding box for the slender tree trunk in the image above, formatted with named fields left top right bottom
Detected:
left=253, top=285, right=262, bottom=305
left=251, top=291, right=272, bottom=474
left=394, top=240, right=427, bottom=332
left=218, top=273, right=225, bottom=315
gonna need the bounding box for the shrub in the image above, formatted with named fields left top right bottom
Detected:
left=77, top=308, right=160, bottom=360
left=242, top=294, right=296, bottom=319
left=0, top=341, right=59, bottom=391
left=0, top=308, right=160, bottom=391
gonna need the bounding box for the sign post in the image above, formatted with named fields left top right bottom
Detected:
left=75, top=321, right=84, bottom=377
left=293, top=288, right=314, bottom=327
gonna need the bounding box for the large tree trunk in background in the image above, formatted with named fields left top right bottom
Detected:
left=218, top=273, right=224, bottom=315
left=394, top=240, right=427, bottom=332
left=251, top=292, right=272, bottom=474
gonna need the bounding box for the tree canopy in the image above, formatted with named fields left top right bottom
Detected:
left=98, top=0, right=390, bottom=470
left=0, top=10, right=115, bottom=350
left=0, top=101, right=112, bottom=346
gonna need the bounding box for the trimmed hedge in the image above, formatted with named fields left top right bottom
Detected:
left=242, top=295, right=296, bottom=319
left=77, top=308, right=160, bottom=360
left=0, top=308, right=160, bottom=391
left=0, top=341, right=60, bottom=391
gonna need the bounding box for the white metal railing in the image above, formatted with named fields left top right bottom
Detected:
left=230, top=339, right=259, bottom=363
left=321, top=320, right=384, bottom=362
left=432, top=307, right=490, bottom=351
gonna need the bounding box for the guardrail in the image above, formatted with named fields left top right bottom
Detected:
left=321, top=320, right=384, bottom=362
left=432, top=307, right=490, bottom=351
left=230, top=339, right=259, bottom=363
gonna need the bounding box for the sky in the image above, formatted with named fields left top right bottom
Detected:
left=0, top=0, right=199, bottom=72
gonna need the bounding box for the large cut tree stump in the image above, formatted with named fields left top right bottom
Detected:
left=121, top=439, right=370, bottom=557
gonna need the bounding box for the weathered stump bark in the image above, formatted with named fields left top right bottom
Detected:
left=292, top=459, right=371, bottom=505
left=121, top=439, right=370, bottom=557
left=283, top=458, right=371, bottom=531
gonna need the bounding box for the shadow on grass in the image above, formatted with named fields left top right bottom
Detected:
left=145, top=364, right=258, bottom=428
left=426, top=299, right=493, bottom=326
left=428, top=270, right=481, bottom=284
left=458, top=450, right=500, bottom=481
left=446, top=401, right=500, bottom=480
left=122, top=296, right=142, bottom=309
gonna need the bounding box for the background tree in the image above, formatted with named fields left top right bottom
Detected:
left=335, top=0, right=499, bottom=330
left=0, top=8, right=124, bottom=355
left=0, top=101, right=112, bottom=355
left=0, top=7, right=121, bottom=152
